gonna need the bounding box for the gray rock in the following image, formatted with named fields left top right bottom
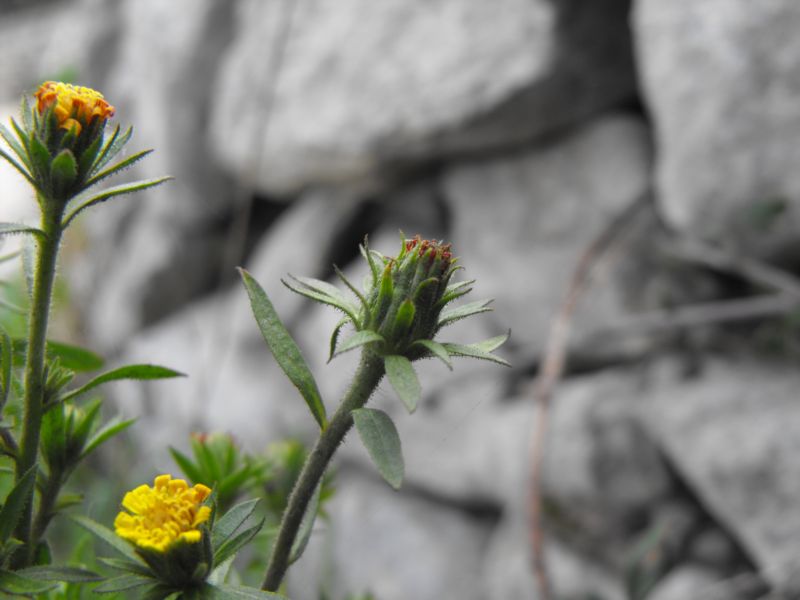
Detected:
left=290, top=468, right=492, bottom=600
left=442, top=114, right=652, bottom=358
left=646, top=565, right=740, bottom=600
left=643, top=358, right=800, bottom=593
left=634, top=0, right=800, bottom=258
left=210, top=0, right=635, bottom=194
left=483, top=512, right=625, bottom=600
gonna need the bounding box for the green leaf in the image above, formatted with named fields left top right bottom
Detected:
left=334, top=330, right=385, bottom=358
left=441, top=334, right=510, bottom=367
left=213, top=519, right=264, bottom=567
left=0, top=222, right=44, bottom=238
left=411, top=339, right=452, bottom=370
left=62, top=176, right=172, bottom=229
left=93, top=573, right=155, bottom=594
left=46, top=340, right=104, bottom=372
left=170, top=446, right=204, bottom=484
left=0, top=123, right=31, bottom=169
left=436, top=278, right=475, bottom=308
left=211, top=498, right=260, bottom=552
left=98, top=557, right=152, bottom=576
left=70, top=515, right=140, bottom=562
left=0, top=326, right=11, bottom=407
left=17, top=565, right=101, bottom=582
left=50, top=149, right=78, bottom=189
left=91, top=124, right=132, bottom=173
left=0, top=465, right=36, bottom=543
left=85, top=148, right=153, bottom=188
left=61, top=364, right=184, bottom=402
left=472, top=332, right=509, bottom=353
left=81, top=416, right=136, bottom=459
left=289, top=485, right=320, bottom=565
left=384, top=355, right=420, bottom=414
left=282, top=275, right=360, bottom=324
left=204, top=583, right=288, bottom=599
left=437, top=299, right=493, bottom=329
left=239, top=269, right=327, bottom=429
left=0, top=569, right=56, bottom=594
left=352, top=408, right=404, bottom=490
left=328, top=317, right=349, bottom=362
left=334, top=265, right=368, bottom=312
left=0, top=147, right=36, bottom=188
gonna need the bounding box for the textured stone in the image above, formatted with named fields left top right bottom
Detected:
left=442, top=114, right=652, bottom=357
left=643, top=358, right=800, bottom=592
left=634, top=0, right=800, bottom=258
left=211, top=0, right=634, bottom=194
left=290, top=468, right=491, bottom=600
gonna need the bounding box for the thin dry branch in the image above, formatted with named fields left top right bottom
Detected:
left=527, top=197, right=649, bottom=599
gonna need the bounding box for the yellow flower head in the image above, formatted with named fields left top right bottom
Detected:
left=114, top=474, right=212, bottom=553
left=34, top=81, right=115, bottom=136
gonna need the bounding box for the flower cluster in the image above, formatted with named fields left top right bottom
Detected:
left=34, top=81, right=115, bottom=136
left=114, top=474, right=211, bottom=553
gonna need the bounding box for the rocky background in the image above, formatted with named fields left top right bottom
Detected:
left=4, top=1, right=800, bottom=598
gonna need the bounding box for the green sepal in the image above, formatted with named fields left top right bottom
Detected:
left=360, top=239, right=382, bottom=289
left=0, top=465, right=37, bottom=544
left=29, top=134, right=52, bottom=184
left=352, top=408, right=404, bottom=490
left=239, top=268, right=328, bottom=429
left=91, top=124, right=132, bottom=173
left=50, top=148, right=78, bottom=194
left=334, top=330, right=385, bottom=358
left=282, top=274, right=360, bottom=324
left=437, top=299, right=493, bottom=329
left=98, top=556, right=153, bottom=576
left=16, top=565, right=101, bottom=582
left=70, top=514, right=142, bottom=562
left=436, top=278, right=474, bottom=308
left=289, top=484, right=321, bottom=565
left=411, top=339, right=452, bottom=369
left=384, top=355, right=420, bottom=413
left=60, top=363, right=184, bottom=402
left=393, top=298, right=416, bottom=337
left=92, top=573, right=155, bottom=594
left=77, top=128, right=105, bottom=177
left=62, top=176, right=173, bottom=228
left=0, top=569, right=56, bottom=595
left=334, top=265, right=368, bottom=313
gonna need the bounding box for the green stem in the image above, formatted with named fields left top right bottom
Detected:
left=15, top=205, right=63, bottom=566
left=31, top=467, right=64, bottom=544
left=262, top=352, right=385, bottom=592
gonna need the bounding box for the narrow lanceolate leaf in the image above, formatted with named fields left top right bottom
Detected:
left=211, top=498, right=260, bottom=552
left=473, top=332, right=510, bottom=353
left=0, top=123, right=30, bottom=168
left=46, top=340, right=104, bottom=371
left=0, top=466, right=36, bottom=543
left=328, top=317, right=349, bottom=362
left=290, top=484, right=321, bottom=565
left=92, top=574, right=155, bottom=594
left=60, top=364, right=184, bottom=402
left=412, top=339, right=452, bottom=369
left=441, top=336, right=510, bottom=367
left=62, top=176, right=172, bottom=229
left=98, top=557, right=152, bottom=577
left=0, top=570, right=56, bottom=595
left=0, top=148, right=36, bottom=188
left=169, top=447, right=204, bottom=485
left=70, top=515, right=140, bottom=562
left=436, top=278, right=475, bottom=308
left=239, top=269, right=327, bottom=429
left=283, top=274, right=360, bottom=324
left=334, top=330, right=385, bottom=358
left=384, top=355, right=421, bottom=413
left=0, top=223, right=44, bottom=238
left=352, top=408, right=404, bottom=490
left=81, top=416, right=136, bottom=459
left=17, top=565, right=101, bottom=583
left=92, top=124, right=132, bottom=172
left=205, top=583, right=288, bottom=599
left=213, top=519, right=264, bottom=567
left=437, top=299, right=493, bottom=329
left=0, top=327, right=11, bottom=407
left=85, top=148, right=153, bottom=188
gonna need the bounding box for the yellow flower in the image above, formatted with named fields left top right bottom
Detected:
left=34, top=81, right=115, bottom=135
left=114, top=474, right=212, bottom=553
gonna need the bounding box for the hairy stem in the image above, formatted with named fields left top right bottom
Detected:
left=262, top=352, right=385, bottom=591
left=15, top=205, right=63, bottom=566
